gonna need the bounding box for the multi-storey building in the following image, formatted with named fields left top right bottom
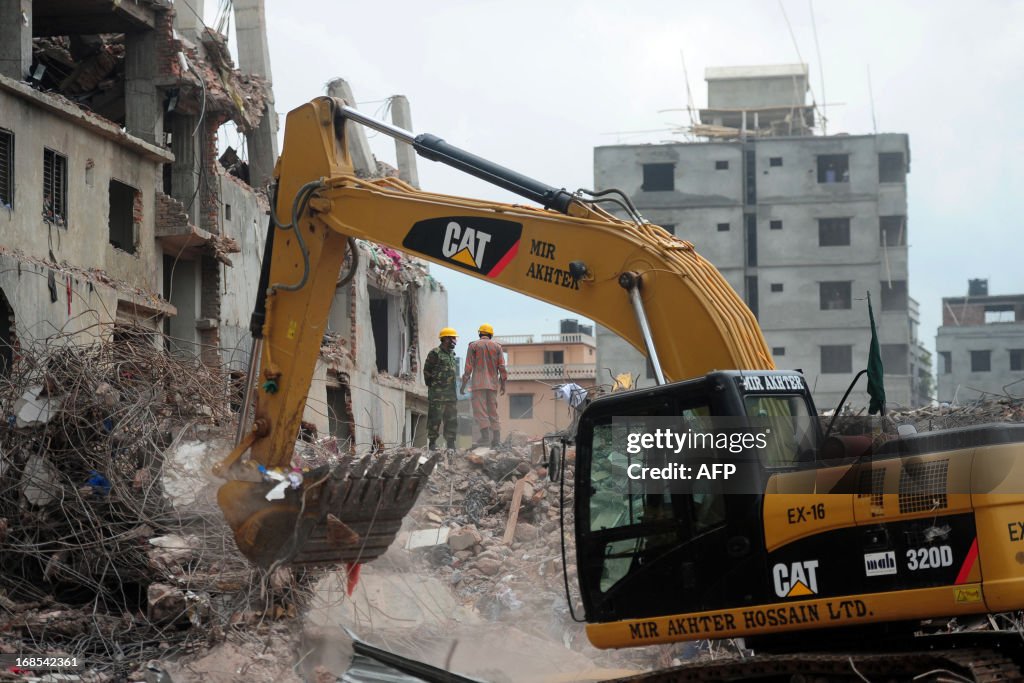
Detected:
left=0, top=3, right=448, bottom=449
left=594, top=64, right=923, bottom=409
left=494, top=320, right=597, bottom=439
left=936, top=280, right=1024, bottom=403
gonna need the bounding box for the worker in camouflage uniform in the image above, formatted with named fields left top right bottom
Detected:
left=423, top=327, right=459, bottom=451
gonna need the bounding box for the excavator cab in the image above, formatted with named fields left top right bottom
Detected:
left=575, top=370, right=819, bottom=626
left=576, top=370, right=1024, bottom=654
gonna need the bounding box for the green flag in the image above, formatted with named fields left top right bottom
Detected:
left=867, top=292, right=886, bottom=415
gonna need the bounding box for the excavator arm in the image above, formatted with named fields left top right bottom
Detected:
left=217, top=96, right=773, bottom=570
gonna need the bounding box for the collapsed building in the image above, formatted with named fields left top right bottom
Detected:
left=0, top=1, right=449, bottom=675
left=0, top=1, right=447, bottom=447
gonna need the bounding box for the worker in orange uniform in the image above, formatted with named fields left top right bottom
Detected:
left=460, top=323, right=507, bottom=448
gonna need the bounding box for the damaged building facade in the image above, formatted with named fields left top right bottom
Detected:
left=0, top=3, right=448, bottom=448
left=311, top=240, right=447, bottom=448
left=0, top=0, right=271, bottom=374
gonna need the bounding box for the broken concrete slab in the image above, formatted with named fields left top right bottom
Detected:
left=404, top=527, right=449, bottom=550
left=447, top=526, right=482, bottom=551
left=22, top=455, right=62, bottom=506
left=147, top=583, right=187, bottom=624
left=14, top=386, right=55, bottom=427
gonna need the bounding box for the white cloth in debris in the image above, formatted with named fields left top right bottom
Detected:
left=553, top=383, right=587, bottom=408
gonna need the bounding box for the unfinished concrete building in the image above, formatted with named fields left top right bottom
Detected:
left=0, top=3, right=449, bottom=448
left=594, top=64, right=929, bottom=409
left=937, top=280, right=1024, bottom=403
left=0, top=0, right=273, bottom=375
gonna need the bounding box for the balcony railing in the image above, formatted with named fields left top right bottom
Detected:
left=506, top=363, right=596, bottom=380
left=495, top=333, right=595, bottom=346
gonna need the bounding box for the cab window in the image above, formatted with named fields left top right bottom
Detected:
left=744, top=394, right=817, bottom=467
left=586, top=400, right=725, bottom=593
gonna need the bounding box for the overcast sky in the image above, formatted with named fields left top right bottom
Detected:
left=220, top=0, right=1023, bottom=366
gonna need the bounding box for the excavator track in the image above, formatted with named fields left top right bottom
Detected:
left=612, top=637, right=1024, bottom=682
left=219, top=450, right=438, bottom=569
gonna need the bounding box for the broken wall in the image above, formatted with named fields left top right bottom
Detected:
left=216, top=173, right=269, bottom=371
left=0, top=76, right=175, bottom=348
left=306, top=242, right=447, bottom=448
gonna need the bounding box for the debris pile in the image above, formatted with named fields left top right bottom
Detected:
left=888, top=397, right=1024, bottom=431
left=826, top=397, right=1024, bottom=446
left=0, top=333, right=307, bottom=681
left=380, top=440, right=692, bottom=673
left=406, top=444, right=573, bottom=626
left=360, top=240, right=434, bottom=291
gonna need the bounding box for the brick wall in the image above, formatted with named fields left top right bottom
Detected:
left=155, top=192, right=190, bottom=234
left=132, top=187, right=144, bottom=241
left=199, top=116, right=227, bottom=235
left=943, top=298, right=1024, bottom=326
left=155, top=8, right=184, bottom=80
left=199, top=254, right=221, bottom=366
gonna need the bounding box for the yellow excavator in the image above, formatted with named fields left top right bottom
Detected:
left=216, top=97, right=1024, bottom=680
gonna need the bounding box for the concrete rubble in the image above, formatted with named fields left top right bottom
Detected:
left=319, top=439, right=698, bottom=680
left=3, top=337, right=1024, bottom=683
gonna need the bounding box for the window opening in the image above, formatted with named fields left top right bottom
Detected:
left=818, top=218, right=851, bottom=246
left=820, top=282, right=852, bottom=310
left=821, top=345, right=852, bottom=373
left=878, top=152, right=905, bottom=183
left=880, top=280, right=907, bottom=311
left=642, top=163, right=674, bottom=192
left=108, top=179, right=139, bottom=254
left=0, top=128, right=13, bottom=208
left=817, top=154, right=849, bottom=184
left=970, top=350, right=991, bottom=373
left=43, top=148, right=68, bottom=226
left=939, top=351, right=952, bottom=375
left=509, top=393, right=533, bottom=419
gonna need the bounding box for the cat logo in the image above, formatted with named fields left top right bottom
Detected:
left=442, top=221, right=490, bottom=269
left=402, top=216, right=522, bottom=278
left=773, top=560, right=819, bottom=598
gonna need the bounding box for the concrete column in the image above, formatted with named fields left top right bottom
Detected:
left=327, top=78, right=375, bottom=177
left=390, top=95, right=419, bottom=188
left=172, top=0, right=205, bottom=43
left=170, top=114, right=200, bottom=224
left=233, top=0, right=278, bottom=190
left=125, top=31, right=163, bottom=145
left=0, top=0, right=32, bottom=81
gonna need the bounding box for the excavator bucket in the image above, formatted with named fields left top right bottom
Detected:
left=217, top=451, right=438, bottom=570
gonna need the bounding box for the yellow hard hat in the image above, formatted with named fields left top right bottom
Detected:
left=478, top=323, right=494, bottom=336
left=439, top=327, right=458, bottom=339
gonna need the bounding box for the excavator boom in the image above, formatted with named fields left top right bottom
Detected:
left=216, top=96, right=774, bottom=569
